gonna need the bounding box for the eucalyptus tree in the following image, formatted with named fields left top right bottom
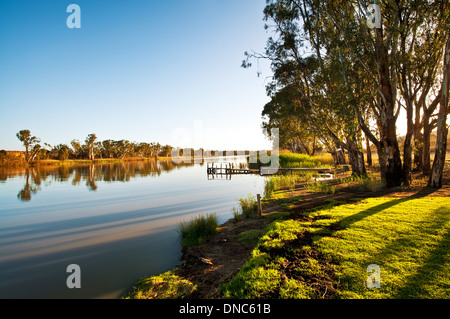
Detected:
left=153, top=143, right=161, bottom=160
left=160, top=145, right=173, bottom=157
left=16, top=129, right=41, bottom=162
left=245, top=0, right=367, bottom=176
left=429, top=33, right=450, bottom=188
left=262, top=83, right=335, bottom=158
left=250, top=0, right=449, bottom=187
left=297, top=0, right=402, bottom=186
left=386, top=0, right=449, bottom=183
left=71, top=139, right=85, bottom=159
left=327, top=0, right=449, bottom=186
left=136, top=142, right=154, bottom=158
left=100, top=140, right=115, bottom=158
left=0, top=150, right=7, bottom=162
left=84, top=133, right=98, bottom=161
left=112, top=140, right=134, bottom=159
left=52, top=144, right=71, bottom=161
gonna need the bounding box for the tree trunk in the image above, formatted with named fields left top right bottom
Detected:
left=402, top=101, right=414, bottom=187
left=377, top=26, right=403, bottom=188
left=365, top=135, right=372, bottom=167
left=413, top=105, right=423, bottom=171
left=422, top=120, right=432, bottom=175
left=349, top=147, right=367, bottom=177
left=337, top=148, right=346, bottom=165
left=429, top=34, right=450, bottom=188
left=311, top=135, right=317, bottom=156
left=347, top=138, right=367, bottom=177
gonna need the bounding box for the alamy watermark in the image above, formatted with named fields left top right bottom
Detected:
left=366, top=264, right=381, bottom=289
left=66, top=264, right=81, bottom=289
left=366, top=4, right=381, bottom=29
left=66, top=4, right=81, bottom=29
left=169, top=121, right=280, bottom=174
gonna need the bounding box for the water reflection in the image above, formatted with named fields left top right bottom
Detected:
left=2, top=160, right=201, bottom=201
left=17, top=171, right=40, bottom=201
left=0, top=156, right=265, bottom=299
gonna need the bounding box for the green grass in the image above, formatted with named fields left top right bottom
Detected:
left=316, top=197, right=450, bottom=298
left=278, top=153, right=334, bottom=168
left=264, top=174, right=313, bottom=198
left=221, top=197, right=450, bottom=299
left=124, top=270, right=196, bottom=299
left=304, top=181, right=336, bottom=194
left=221, top=219, right=319, bottom=299
left=248, top=152, right=333, bottom=170
left=236, top=229, right=265, bottom=245
left=177, top=213, right=219, bottom=247
left=262, top=152, right=333, bottom=199
left=341, top=173, right=384, bottom=192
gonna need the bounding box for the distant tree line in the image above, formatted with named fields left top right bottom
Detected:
left=4, top=130, right=254, bottom=166
left=14, top=130, right=175, bottom=162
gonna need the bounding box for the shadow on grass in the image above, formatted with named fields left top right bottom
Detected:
left=327, top=188, right=440, bottom=233
left=390, top=206, right=450, bottom=298
left=324, top=193, right=449, bottom=298
left=328, top=198, right=407, bottom=233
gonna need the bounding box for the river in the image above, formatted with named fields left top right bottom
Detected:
left=0, top=157, right=266, bottom=299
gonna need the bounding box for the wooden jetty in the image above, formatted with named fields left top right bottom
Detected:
left=207, top=162, right=339, bottom=177
left=207, top=162, right=259, bottom=175
left=259, top=167, right=332, bottom=176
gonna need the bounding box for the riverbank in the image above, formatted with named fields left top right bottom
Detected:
left=0, top=155, right=203, bottom=169
left=123, top=167, right=450, bottom=299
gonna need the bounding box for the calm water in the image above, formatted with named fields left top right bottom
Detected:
left=0, top=157, right=266, bottom=299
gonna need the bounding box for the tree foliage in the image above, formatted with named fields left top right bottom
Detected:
left=14, top=130, right=177, bottom=162
left=246, top=0, right=450, bottom=188
left=16, top=129, right=41, bottom=162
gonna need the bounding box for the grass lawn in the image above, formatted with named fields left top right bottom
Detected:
left=221, top=196, right=450, bottom=299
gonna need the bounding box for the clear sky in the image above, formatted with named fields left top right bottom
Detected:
left=0, top=0, right=274, bottom=151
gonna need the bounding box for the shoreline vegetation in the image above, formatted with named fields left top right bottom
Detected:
left=3, top=129, right=270, bottom=169
left=0, top=151, right=263, bottom=169
left=123, top=152, right=450, bottom=299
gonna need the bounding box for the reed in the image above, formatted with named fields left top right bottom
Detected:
left=237, top=194, right=258, bottom=218
left=177, top=213, right=219, bottom=247
left=264, top=173, right=314, bottom=198
left=278, top=153, right=334, bottom=168
left=304, top=181, right=336, bottom=194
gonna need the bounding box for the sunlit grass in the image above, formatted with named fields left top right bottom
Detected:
left=304, top=181, right=336, bottom=194
left=248, top=152, right=333, bottom=170
left=264, top=173, right=314, bottom=197
left=124, top=270, right=196, bottom=299
left=262, top=152, right=334, bottom=199
left=341, top=173, right=384, bottom=192
left=314, top=197, right=450, bottom=298
left=221, top=197, right=450, bottom=299
left=279, top=153, right=334, bottom=168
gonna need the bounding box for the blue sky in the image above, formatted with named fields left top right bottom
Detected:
left=0, top=0, right=273, bottom=151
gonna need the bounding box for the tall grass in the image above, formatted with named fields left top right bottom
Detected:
left=304, top=181, right=336, bottom=194
left=177, top=213, right=219, bottom=247
left=264, top=173, right=314, bottom=198
left=342, top=174, right=383, bottom=192
left=232, top=194, right=259, bottom=221
left=248, top=152, right=333, bottom=170
left=257, top=152, right=335, bottom=198
left=238, top=194, right=258, bottom=218
left=279, top=153, right=334, bottom=168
